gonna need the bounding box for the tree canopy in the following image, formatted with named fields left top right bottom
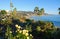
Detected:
left=38, top=8, right=45, bottom=15
left=0, top=10, right=7, bottom=15
left=34, top=7, right=39, bottom=13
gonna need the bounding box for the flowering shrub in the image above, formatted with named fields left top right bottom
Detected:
left=5, top=24, right=33, bottom=39
left=15, top=24, right=33, bottom=39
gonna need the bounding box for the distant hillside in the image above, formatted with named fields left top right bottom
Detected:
left=17, top=11, right=34, bottom=14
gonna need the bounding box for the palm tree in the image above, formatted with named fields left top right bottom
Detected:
left=58, top=8, right=60, bottom=14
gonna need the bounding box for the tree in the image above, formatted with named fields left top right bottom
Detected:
left=40, top=8, right=44, bottom=15
left=10, top=0, right=14, bottom=15
left=0, top=10, right=7, bottom=19
left=10, top=0, right=14, bottom=11
left=0, top=10, right=7, bottom=15
left=58, top=8, right=60, bottom=14
left=12, top=8, right=17, bottom=16
left=38, top=10, right=42, bottom=15
left=38, top=8, right=44, bottom=15
left=34, top=7, right=39, bottom=13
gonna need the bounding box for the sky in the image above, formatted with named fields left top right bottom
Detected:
left=0, top=0, right=60, bottom=14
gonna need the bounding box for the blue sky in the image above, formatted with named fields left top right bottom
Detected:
left=0, top=0, right=60, bottom=14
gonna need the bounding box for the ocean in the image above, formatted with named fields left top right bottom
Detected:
left=30, top=15, right=60, bottom=27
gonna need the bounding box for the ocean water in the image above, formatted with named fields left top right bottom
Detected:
left=30, top=15, right=60, bottom=27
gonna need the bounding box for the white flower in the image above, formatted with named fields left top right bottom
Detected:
left=18, top=26, right=21, bottom=29
left=41, top=30, right=44, bottom=32
left=2, top=18, right=6, bottom=21
left=25, top=33, right=29, bottom=36
left=23, top=29, right=27, bottom=34
left=30, top=34, right=32, bottom=36
left=15, top=24, right=18, bottom=28
left=27, top=37, right=29, bottom=39
left=17, top=29, right=20, bottom=31
left=19, top=30, right=22, bottom=33
left=26, top=30, right=29, bottom=33
left=16, top=36, right=19, bottom=38
left=10, top=31, right=12, bottom=33
left=16, top=31, right=17, bottom=32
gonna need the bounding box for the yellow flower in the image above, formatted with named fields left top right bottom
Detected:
left=25, top=33, right=29, bottom=36
left=27, top=37, right=29, bottom=39
left=15, top=24, right=18, bottom=28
